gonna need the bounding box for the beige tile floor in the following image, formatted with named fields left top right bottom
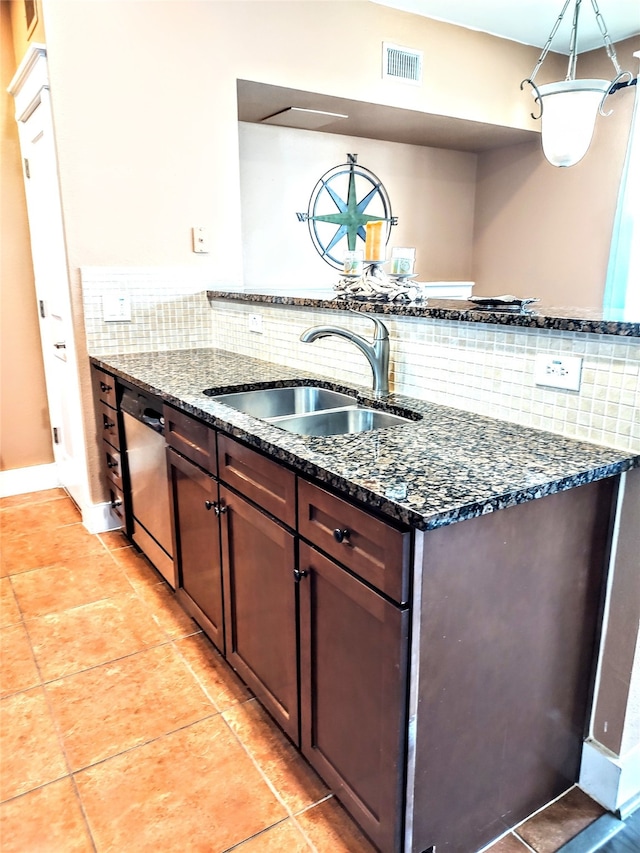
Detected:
left=1, top=489, right=606, bottom=853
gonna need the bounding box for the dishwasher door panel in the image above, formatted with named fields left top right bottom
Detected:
left=122, top=411, right=175, bottom=586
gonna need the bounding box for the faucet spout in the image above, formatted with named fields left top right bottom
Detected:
left=300, top=316, right=390, bottom=396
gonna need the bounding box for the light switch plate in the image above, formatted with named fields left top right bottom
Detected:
left=534, top=354, right=582, bottom=391
left=249, top=314, right=263, bottom=333
left=192, top=226, right=210, bottom=253
left=102, top=293, right=131, bottom=322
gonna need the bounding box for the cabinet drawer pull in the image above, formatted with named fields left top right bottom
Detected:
left=107, top=460, right=118, bottom=469
left=103, top=418, right=115, bottom=430
left=333, top=528, right=350, bottom=544
left=293, top=569, right=309, bottom=582
left=100, top=381, right=112, bottom=393
left=204, top=500, right=216, bottom=511
left=111, top=498, right=122, bottom=509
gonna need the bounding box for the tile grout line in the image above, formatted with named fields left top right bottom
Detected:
left=217, top=699, right=328, bottom=852
left=512, top=830, right=540, bottom=852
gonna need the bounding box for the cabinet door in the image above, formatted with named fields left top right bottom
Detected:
left=168, top=448, right=224, bottom=652
left=220, top=485, right=298, bottom=742
left=298, top=542, right=409, bottom=853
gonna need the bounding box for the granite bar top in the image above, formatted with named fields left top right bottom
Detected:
left=206, top=290, right=640, bottom=338
left=92, top=348, right=639, bottom=531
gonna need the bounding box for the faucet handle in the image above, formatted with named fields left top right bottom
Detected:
left=348, top=309, right=389, bottom=340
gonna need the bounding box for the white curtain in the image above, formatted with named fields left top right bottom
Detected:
left=603, top=76, right=640, bottom=320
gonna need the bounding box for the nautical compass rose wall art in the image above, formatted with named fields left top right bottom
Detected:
left=296, top=154, right=398, bottom=270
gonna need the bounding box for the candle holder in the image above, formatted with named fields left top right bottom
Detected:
left=363, top=259, right=387, bottom=277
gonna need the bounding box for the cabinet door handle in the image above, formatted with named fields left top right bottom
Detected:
left=204, top=500, right=216, bottom=511
left=215, top=503, right=227, bottom=516
left=107, top=460, right=118, bottom=469
left=100, top=381, right=112, bottom=393
left=111, top=498, right=122, bottom=508
left=293, top=569, right=309, bottom=582
left=103, top=419, right=115, bottom=430
left=333, top=527, right=350, bottom=544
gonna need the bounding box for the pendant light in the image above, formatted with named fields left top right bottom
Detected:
left=521, top=0, right=633, bottom=167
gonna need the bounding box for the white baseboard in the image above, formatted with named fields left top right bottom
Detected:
left=580, top=739, right=640, bottom=816
left=0, top=463, right=60, bottom=498
left=81, top=500, right=124, bottom=535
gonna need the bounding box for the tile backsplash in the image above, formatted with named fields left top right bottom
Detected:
left=210, top=301, right=640, bottom=454
left=81, top=269, right=639, bottom=454
left=81, top=267, right=213, bottom=354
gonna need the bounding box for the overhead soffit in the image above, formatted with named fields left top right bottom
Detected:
left=236, top=80, right=539, bottom=153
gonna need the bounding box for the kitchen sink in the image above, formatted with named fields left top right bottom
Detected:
left=208, top=385, right=357, bottom=419
left=208, top=383, right=418, bottom=436
left=272, top=407, right=414, bottom=436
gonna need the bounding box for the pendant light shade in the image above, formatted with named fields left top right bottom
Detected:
left=520, top=0, right=633, bottom=168
left=537, top=79, right=611, bottom=167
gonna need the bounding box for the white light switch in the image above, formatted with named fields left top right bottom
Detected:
left=102, top=293, right=131, bottom=322
left=192, top=226, right=211, bottom=253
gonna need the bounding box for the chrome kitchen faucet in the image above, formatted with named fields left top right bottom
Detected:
left=300, top=315, right=390, bottom=396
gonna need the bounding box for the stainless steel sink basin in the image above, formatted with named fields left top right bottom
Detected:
left=208, top=383, right=419, bottom=436
left=209, top=385, right=357, bottom=419
left=271, top=407, right=413, bottom=437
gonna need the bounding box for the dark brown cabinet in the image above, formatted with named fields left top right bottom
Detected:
left=91, top=365, right=621, bottom=853
left=165, top=410, right=300, bottom=743
left=167, top=447, right=224, bottom=651
left=298, top=542, right=409, bottom=853
left=91, top=365, right=126, bottom=526
left=220, top=485, right=298, bottom=742
left=164, top=407, right=410, bottom=845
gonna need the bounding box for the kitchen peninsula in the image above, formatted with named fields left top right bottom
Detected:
left=91, top=343, right=638, bottom=853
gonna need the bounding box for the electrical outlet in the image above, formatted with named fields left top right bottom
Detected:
left=534, top=354, right=582, bottom=391
left=249, top=314, right=263, bottom=333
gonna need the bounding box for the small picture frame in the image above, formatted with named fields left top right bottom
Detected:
left=25, top=0, right=38, bottom=38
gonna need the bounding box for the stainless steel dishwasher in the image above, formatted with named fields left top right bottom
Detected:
left=120, top=388, right=175, bottom=587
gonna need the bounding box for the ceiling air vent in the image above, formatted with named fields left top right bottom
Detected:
left=382, top=42, right=423, bottom=85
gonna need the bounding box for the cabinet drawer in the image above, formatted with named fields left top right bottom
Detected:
left=93, top=367, right=118, bottom=409
left=103, top=442, right=124, bottom=491
left=98, top=400, right=120, bottom=449
left=164, top=405, right=217, bottom=474
left=108, top=483, right=125, bottom=527
left=218, top=434, right=296, bottom=528
left=298, top=479, right=410, bottom=604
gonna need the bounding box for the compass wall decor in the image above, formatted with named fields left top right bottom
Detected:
left=296, top=154, right=398, bottom=270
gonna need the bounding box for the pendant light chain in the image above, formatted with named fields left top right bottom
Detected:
left=527, top=0, right=623, bottom=84
left=528, top=0, right=572, bottom=83
left=590, top=0, right=623, bottom=75
left=566, top=0, right=581, bottom=80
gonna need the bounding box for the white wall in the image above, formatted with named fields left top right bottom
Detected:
left=238, top=122, right=477, bottom=288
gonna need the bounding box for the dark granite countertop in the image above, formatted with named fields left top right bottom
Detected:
left=206, top=290, right=640, bottom=337
left=92, top=348, right=639, bottom=530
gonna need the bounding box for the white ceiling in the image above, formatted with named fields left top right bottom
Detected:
left=371, top=0, right=640, bottom=53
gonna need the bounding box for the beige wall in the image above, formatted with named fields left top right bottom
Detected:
left=39, top=0, right=550, bottom=280
left=473, top=37, right=639, bottom=307
left=0, top=0, right=52, bottom=472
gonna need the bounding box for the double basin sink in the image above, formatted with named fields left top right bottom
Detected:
left=206, top=385, right=418, bottom=437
